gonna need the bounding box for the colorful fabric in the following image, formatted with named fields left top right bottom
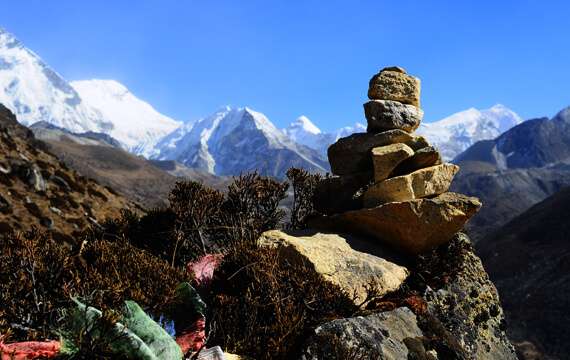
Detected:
left=175, top=317, right=206, bottom=354
left=61, top=299, right=183, bottom=360
left=0, top=340, right=61, bottom=360
left=188, top=254, right=223, bottom=287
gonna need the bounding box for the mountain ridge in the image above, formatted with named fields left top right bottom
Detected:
left=153, top=106, right=329, bottom=178
left=450, top=105, right=570, bottom=240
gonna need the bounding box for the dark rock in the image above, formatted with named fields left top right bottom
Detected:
left=364, top=100, right=423, bottom=133
left=49, top=175, right=71, bottom=191
left=312, top=172, right=372, bottom=215
left=328, top=130, right=421, bottom=175
left=423, top=233, right=517, bottom=360
left=392, top=146, right=442, bottom=176
left=24, top=201, right=42, bottom=218
left=0, top=193, right=12, bottom=214
left=0, top=222, right=12, bottom=233
left=301, top=307, right=423, bottom=359
left=39, top=216, right=54, bottom=229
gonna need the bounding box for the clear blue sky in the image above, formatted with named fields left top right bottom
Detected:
left=1, top=1, right=569, bottom=130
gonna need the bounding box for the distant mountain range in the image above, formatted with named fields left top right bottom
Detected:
left=0, top=27, right=523, bottom=177
left=416, top=104, right=523, bottom=161
left=152, top=106, right=328, bottom=178
left=451, top=107, right=570, bottom=240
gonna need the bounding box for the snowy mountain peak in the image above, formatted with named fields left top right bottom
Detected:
left=70, top=79, right=181, bottom=156
left=0, top=28, right=181, bottom=157
left=416, top=104, right=523, bottom=161
left=0, top=28, right=111, bottom=133
left=290, top=115, right=322, bottom=135
left=153, top=106, right=328, bottom=177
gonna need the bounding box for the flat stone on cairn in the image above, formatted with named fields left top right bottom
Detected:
left=363, top=163, right=459, bottom=207
left=371, top=143, right=414, bottom=182
left=312, top=66, right=481, bottom=254
left=309, top=193, right=481, bottom=255
left=364, top=100, right=423, bottom=133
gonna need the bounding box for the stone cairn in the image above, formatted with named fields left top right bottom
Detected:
left=312, top=66, right=482, bottom=254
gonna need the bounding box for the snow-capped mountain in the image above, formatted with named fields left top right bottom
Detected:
left=153, top=106, right=328, bottom=177
left=283, top=115, right=323, bottom=149
left=71, top=80, right=181, bottom=156
left=416, top=104, right=522, bottom=161
left=0, top=27, right=181, bottom=156
left=284, top=116, right=365, bottom=156
left=0, top=28, right=111, bottom=133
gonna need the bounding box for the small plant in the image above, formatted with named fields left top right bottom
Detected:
left=100, top=173, right=289, bottom=267
left=286, top=167, right=323, bottom=229
left=0, top=229, right=185, bottom=342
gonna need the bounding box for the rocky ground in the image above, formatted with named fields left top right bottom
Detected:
left=0, top=104, right=138, bottom=240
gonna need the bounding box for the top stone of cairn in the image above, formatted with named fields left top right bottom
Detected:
left=368, top=67, right=421, bottom=107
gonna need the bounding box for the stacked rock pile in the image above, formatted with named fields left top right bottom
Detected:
left=312, top=66, right=481, bottom=254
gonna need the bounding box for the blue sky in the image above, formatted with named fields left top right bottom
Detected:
left=1, top=1, right=569, bottom=131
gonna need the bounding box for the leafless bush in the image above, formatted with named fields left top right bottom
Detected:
left=286, top=167, right=322, bottom=229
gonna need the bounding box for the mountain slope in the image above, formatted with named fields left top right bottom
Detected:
left=450, top=106, right=570, bottom=240
left=30, top=122, right=225, bottom=208
left=416, top=104, right=522, bottom=161
left=478, top=187, right=570, bottom=359
left=0, top=104, right=136, bottom=240
left=154, top=106, right=328, bottom=178
left=455, top=107, right=570, bottom=168
left=70, top=80, right=181, bottom=156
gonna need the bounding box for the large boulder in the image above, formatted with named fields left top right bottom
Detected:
left=422, top=233, right=518, bottom=360
left=392, top=146, right=442, bottom=176
left=371, top=143, right=415, bottom=182
left=328, top=130, right=426, bottom=175
left=313, top=171, right=372, bottom=215
left=364, top=100, right=423, bottom=133
left=363, top=163, right=459, bottom=206
left=258, top=230, right=408, bottom=304
left=368, top=69, right=421, bottom=107
left=301, top=307, right=424, bottom=359
left=309, top=192, right=481, bottom=254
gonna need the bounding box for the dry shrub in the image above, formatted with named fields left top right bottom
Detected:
left=286, top=167, right=323, bottom=230
left=169, top=181, right=225, bottom=262
left=101, top=173, right=289, bottom=268
left=0, top=229, right=185, bottom=342
left=76, top=233, right=186, bottom=313
left=0, top=228, right=71, bottom=341
left=206, top=242, right=357, bottom=359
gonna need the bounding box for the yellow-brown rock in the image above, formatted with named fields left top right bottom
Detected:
left=308, top=192, right=481, bottom=254
left=368, top=69, right=421, bottom=107
left=328, top=130, right=427, bottom=175
left=363, top=163, right=459, bottom=207
left=258, top=230, right=409, bottom=304
left=371, top=143, right=415, bottom=182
